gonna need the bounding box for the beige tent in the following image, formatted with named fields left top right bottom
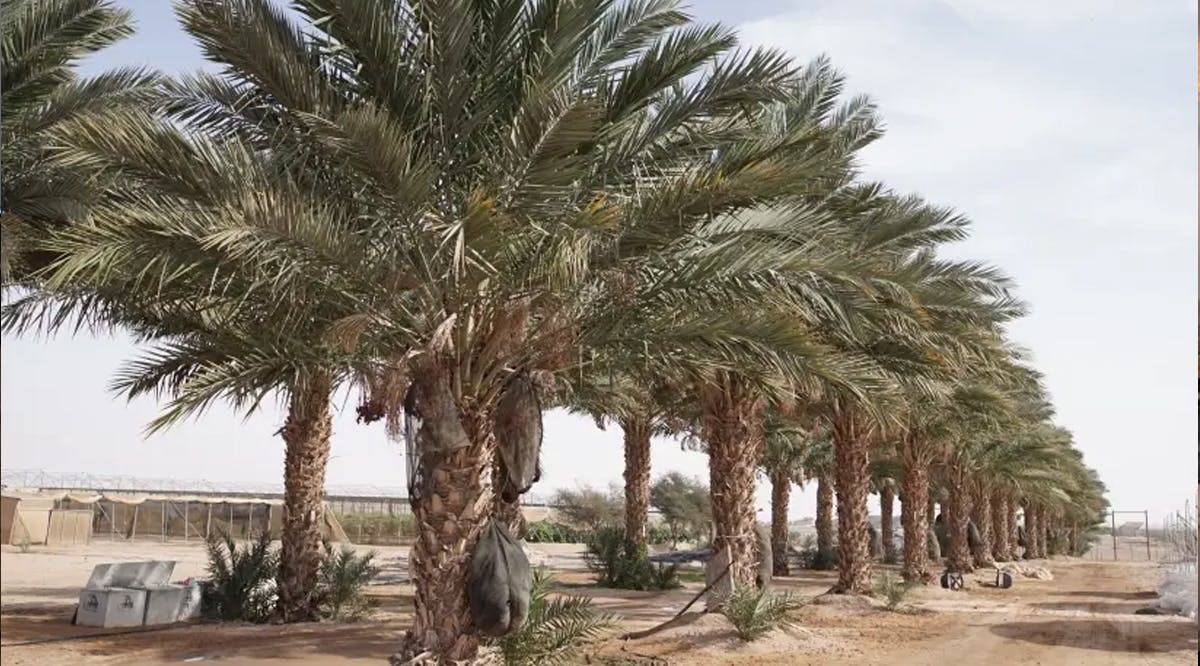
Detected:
left=4, top=491, right=348, bottom=543
left=1, top=492, right=90, bottom=545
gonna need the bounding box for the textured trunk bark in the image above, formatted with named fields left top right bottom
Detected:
left=816, top=474, right=834, bottom=559
left=1036, top=507, right=1049, bottom=558
left=621, top=417, right=652, bottom=551
left=275, top=371, right=333, bottom=623
left=831, top=407, right=872, bottom=594
left=901, top=436, right=933, bottom=583
left=406, top=376, right=496, bottom=662
left=926, top=497, right=936, bottom=526
left=880, top=485, right=896, bottom=564
left=1006, top=493, right=1020, bottom=559
left=1023, top=502, right=1039, bottom=560
left=701, top=377, right=766, bottom=590
left=990, top=490, right=1011, bottom=561
left=945, top=464, right=974, bottom=573
left=971, top=484, right=994, bottom=567
left=770, top=466, right=791, bottom=576
left=1067, top=522, right=1079, bottom=556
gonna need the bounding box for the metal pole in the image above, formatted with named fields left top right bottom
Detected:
left=206, top=504, right=212, bottom=539
left=249, top=503, right=254, bottom=536
left=1111, top=511, right=1117, bottom=560
left=229, top=504, right=234, bottom=537
left=184, top=502, right=189, bottom=542
left=130, top=505, right=138, bottom=540
left=1144, top=510, right=1151, bottom=561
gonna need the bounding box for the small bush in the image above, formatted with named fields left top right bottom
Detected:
left=792, top=535, right=837, bottom=571
left=316, top=541, right=380, bottom=620
left=525, top=520, right=583, bottom=544
left=17, top=536, right=31, bottom=553
left=646, top=525, right=674, bottom=546
left=721, top=586, right=802, bottom=641
left=551, top=485, right=623, bottom=531
left=202, top=531, right=277, bottom=623
left=876, top=571, right=913, bottom=611
left=584, top=525, right=680, bottom=591
left=491, top=568, right=616, bottom=666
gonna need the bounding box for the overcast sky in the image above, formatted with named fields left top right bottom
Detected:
left=2, top=1, right=1197, bottom=524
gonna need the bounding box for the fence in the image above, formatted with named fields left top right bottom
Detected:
left=1, top=468, right=564, bottom=546
left=1082, top=509, right=1196, bottom=562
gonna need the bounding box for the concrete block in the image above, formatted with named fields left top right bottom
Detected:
left=76, top=587, right=147, bottom=628
left=142, top=583, right=202, bottom=625
left=84, top=561, right=176, bottom=589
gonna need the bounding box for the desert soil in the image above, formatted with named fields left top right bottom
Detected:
left=1, top=542, right=1195, bottom=665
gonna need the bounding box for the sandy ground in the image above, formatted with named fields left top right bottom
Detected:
left=1, top=542, right=1195, bottom=665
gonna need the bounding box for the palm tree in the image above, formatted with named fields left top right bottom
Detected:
left=26, top=1, right=889, bottom=659
left=813, top=190, right=1023, bottom=593
left=0, top=0, right=159, bottom=283
left=761, top=412, right=809, bottom=576
left=869, top=454, right=902, bottom=564
left=2, top=165, right=366, bottom=621
left=800, top=436, right=836, bottom=563
left=565, top=376, right=683, bottom=551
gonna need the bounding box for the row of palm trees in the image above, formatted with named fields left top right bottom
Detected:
left=1, top=1, right=1107, bottom=662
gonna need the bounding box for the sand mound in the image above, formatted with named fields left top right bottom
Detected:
left=997, top=562, right=1053, bottom=580
left=809, top=592, right=877, bottom=611
left=627, top=611, right=841, bottom=657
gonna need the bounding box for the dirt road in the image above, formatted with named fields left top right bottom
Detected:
left=885, top=561, right=1197, bottom=666
left=1, top=542, right=1195, bottom=665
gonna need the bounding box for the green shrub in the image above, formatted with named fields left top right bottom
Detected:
left=490, top=568, right=615, bottom=666
left=646, top=525, right=673, bottom=546
left=201, top=531, right=277, bottom=623
left=792, top=535, right=837, bottom=570
left=525, top=520, right=583, bottom=544
left=316, top=542, right=380, bottom=620
left=584, top=525, right=679, bottom=590
left=720, top=586, right=802, bottom=641
left=17, top=536, right=31, bottom=553
left=875, top=571, right=913, bottom=611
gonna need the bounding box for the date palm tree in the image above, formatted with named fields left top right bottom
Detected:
left=761, top=411, right=810, bottom=576
left=0, top=0, right=159, bottom=283
left=13, top=1, right=893, bottom=659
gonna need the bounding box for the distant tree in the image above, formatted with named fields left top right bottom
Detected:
left=551, top=485, right=623, bottom=532
left=650, top=473, right=711, bottom=548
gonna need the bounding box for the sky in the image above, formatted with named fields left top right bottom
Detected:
left=2, top=1, right=1197, bottom=525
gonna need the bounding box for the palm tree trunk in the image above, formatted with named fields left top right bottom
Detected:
left=275, top=371, right=333, bottom=623
left=769, top=466, right=791, bottom=576
left=880, top=485, right=896, bottom=564
left=406, top=372, right=496, bottom=662
left=926, top=497, right=936, bottom=526
left=1036, top=506, right=1049, bottom=558
left=621, top=416, right=652, bottom=551
left=1023, top=502, right=1038, bottom=560
left=990, top=490, right=1011, bottom=561
left=971, top=484, right=994, bottom=567
left=901, top=435, right=933, bottom=583
left=816, top=474, right=834, bottom=560
left=700, top=377, right=766, bottom=589
left=945, top=464, right=974, bottom=573
left=831, top=407, right=872, bottom=594
left=1007, top=493, right=1020, bottom=559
